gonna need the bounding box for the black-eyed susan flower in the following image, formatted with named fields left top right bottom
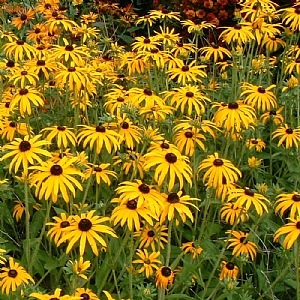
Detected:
left=144, top=149, right=193, bottom=191
left=0, top=119, right=30, bottom=141
left=149, top=9, right=180, bottom=22
left=117, top=118, right=142, bottom=150
left=241, top=83, right=277, bottom=112
left=58, top=210, right=117, bottom=256
left=215, top=178, right=237, bottom=202
left=198, top=153, right=242, bottom=189
left=3, top=39, right=36, bottom=61
left=226, top=231, right=258, bottom=261
left=160, top=191, right=199, bottom=223
left=220, top=202, right=249, bottom=225
left=30, top=288, right=80, bottom=300
left=275, top=192, right=300, bottom=218
left=132, top=36, right=160, bottom=52
left=272, top=124, right=300, bottom=149
left=29, top=156, right=84, bottom=203
left=77, top=124, right=122, bottom=154
left=133, top=249, right=162, bottom=278
left=1, top=135, right=51, bottom=175
left=280, top=4, right=300, bottom=31
left=181, top=242, right=203, bottom=259
left=219, top=23, right=255, bottom=45
left=167, top=60, right=207, bottom=85
left=274, top=216, right=300, bottom=249
left=164, top=85, right=211, bottom=116
left=9, top=66, right=39, bottom=88
left=200, top=44, right=232, bottom=62
left=46, top=212, right=73, bottom=245
left=228, top=187, right=269, bottom=216
left=212, top=101, right=256, bottom=133
left=246, top=138, right=266, bottom=152
left=128, top=87, right=163, bottom=107
left=12, top=199, right=40, bottom=222
left=153, top=26, right=180, bottom=46
left=69, top=256, right=91, bottom=279
left=84, top=163, right=117, bottom=185
left=111, top=198, right=157, bottom=231
left=0, top=257, right=34, bottom=295
left=170, top=41, right=196, bottom=57
left=40, top=125, right=76, bottom=149
left=285, top=58, right=300, bottom=74
left=260, top=107, right=284, bottom=125
left=10, top=86, right=44, bottom=117
left=75, top=288, right=99, bottom=300
left=262, top=35, right=286, bottom=52
left=139, top=103, right=175, bottom=121
left=155, top=266, right=174, bottom=289
left=134, top=223, right=168, bottom=251
left=11, top=8, right=35, bottom=29
left=181, top=19, right=215, bottom=34
left=27, top=57, right=58, bottom=80
left=220, top=261, right=239, bottom=281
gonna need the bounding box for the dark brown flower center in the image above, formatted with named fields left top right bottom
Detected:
left=165, top=153, right=177, bottom=163
left=65, top=45, right=74, bottom=51
left=35, top=28, right=41, bottom=34
left=19, top=141, right=31, bottom=152
left=185, top=131, right=193, bottom=138
left=9, top=122, right=16, bottom=128
left=181, top=65, right=189, bottom=72
left=117, top=97, right=124, bottom=102
left=228, top=102, right=239, bottom=109
left=50, top=298, right=59, bottom=300
left=167, top=192, right=180, bottom=203
left=6, top=60, right=15, bottom=68
left=160, top=142, right=170, bottom=149
left=144, top=88, right=153, bottom=96
left=126, top=199, right=138, bottom=210
left=8, top=269, right=18, bottom=278
left=17, top=40, right=25, bottom=45
left=161, top=266, right=172, bottom=277
left=151, top=48, right=159, bottom=53
left=49, top=80, right=56, bottom=86
left=257, top=86, right=265, bottom=93
left=226, top=262, right=235, bottom=270
left=57, top=126, right=66, bottom=131
left=251, top=139, right=258, bottom=144
left=20, top=14, right=27, bottom=21
left=52, top=11, right=59, bottom=17
left=162, top=8, right=169, bottom=14
left=78, top=218, right=92, bottom=231
left=244, top=188, right=255, bottom=196
left=138, top=183, right=150, bottom=194
left=19, top=88, right=29, bottom=95
left=240, top=236, right=248, bottom=244
left=68, top=67, right=76, bottom=72
left=286, top=128, right=293, bottom=134
left=296, top=221, right=300, bottom=229
left=292, top=194, right=300, bottom=202
left=234, top=24, right=242, bottom=30
left=96, top=125, right=106, bottom=133
left=143, top=38, right=151, bottom=44
left=45, top=3, right=52, bottom=8
left=37, top=60, right=46, bottom=66
left=21, top=71, right=28, bottom=76
left=80, top=294, right=90, bottom=300
left=269, top=110, right=277, bottom=115
left=122, top=122, right=129, bottom=129
left=186, top=91, right=194, bottom=97
left=147, top=230, right=155, bottom=237
left=94, top=167, right=103, bottom=172
left=60, top=221, right=70, bottom=228
left=177, top=41, right=183, bottom=47
left=213, top=158, right=224, bottom=166
left=295, top=7, right=300, bottom=14
left=50, top=165, right=63, bottom=175
left=37, top=45, right=45, bottom=50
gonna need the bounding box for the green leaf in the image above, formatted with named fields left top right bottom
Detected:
left=119, top=34, right=135, bottom=43
left=165, top=294, right=194, bottom=299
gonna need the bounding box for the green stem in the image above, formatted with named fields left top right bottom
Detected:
left=165, top=220, right=173, bottom=266
left=24, top=177, right=31, bottom=272
left=296, top=242, right=300, bottom=300
left=129, top=231, right=134, bottom=300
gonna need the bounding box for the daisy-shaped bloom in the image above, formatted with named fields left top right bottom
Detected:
left=220, top=202, right=249, bottom=225
left=135, top=14, right=156, bottom=27
left=174, top=125, right=206, bottom=156
left=248, top=157, right=262, bottom=168
left=132, top=36, right=160, bottom=52
left=1, top=135, right=51, bottom=175
left=198, top=153, right=242, bottom=189
left=27, top=57, right=58, bottom=80
left=0, top=119, right=30, bottom=141
left=84, top=163, right=117, bottom=185
left=104, top=87, right=130, bottom=117
left=77, top=124, right=122, bottom=154
left=272, top=124, right=300, bottom=149
left=154, top=26, right=180, bottom=46
left=110, top=198, right=157, bottom=231
left=164, top=85, right=211, bottom=116
left=181, top=19, right=215, bottom=34
left=246, top=138, right=266, bottom=152
left=12, top=199, right=40, bottom=221
left=262, top=35, right=286, bottom=52
left=117, top=118, right=142, bottom=150
left=274, top=216, right=300, bottom=249
left=170, top=41, right=196, bottom=58
left=50, top=38, right=89, bottom=66
left=280, top=4, right=300, bottom=31
left=119, top=51, right=148, bottom=76
left=134, top=223, right=168, bottom=251
left=11, top=8, right=35, bottom=29
left=29, top=156, right=84, bottom=203
left=181, top=242, right=203, bottom=259
left=30, top=288, right=80, bottom=300
left=3, top=39, right=36, bottom=61
left=69, top=257, right=91, bottom=279
left=215, top=178, right=237, bottom=202
left=40, top=125, right=76, bottom=148
left=57, top=210, right=117, bottom=256
left=0, top=249, right=6, bottom=265
left=149, top=9, right=180, bottom=22
left=10, top=86, right=44, bottom=117
left=0, top=257, right=34, bottom=295
left=115, top=180, right=164, bottom=216
left=219, top=23, right=255, bottom=45
left=285, top=58, right=300, bottom=74
left=140, top=103, right=175, bottom=122
left=144, top=149, right=193, bottom=191
left=45, top=14, right=78, bottom=34
left=241, top=83, right=277, bottom=112
left=200, top=43, right=232, bottom=62
left=220, top=261, right=239, bottom=281
left=46, top=212, right=73, bottom=245
left=9, top=66, right=39, bottom=88
left=275, top=192, right=300, bottom=218
left=212, top=101, right=256, bottom=133
left=160, top=191, right=199, bottom=223
left=167, top=60, right=207, bottom=85
left=260, top=107, right=284, bottom=125
left=228, top=187, right=269, bottom=216
left=75, top=288, right=99, bottom=300
left=128, top=87, right=164, bottom=107
left=226, top=231, right=258, bottom=261
left=133, top=249, right=162, bottom=278
left=71, top=23, right=99, bottom=43
left=26, top=24, right=47, bottom=43
left=155, top=266, right=174, bottom=289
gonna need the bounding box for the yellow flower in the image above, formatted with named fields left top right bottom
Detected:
left=84, top=163, right=117, bottom=185
left=248, top=156, right=262, bottom=168
left=272, top=124, right=300, bottom=148
left=40, top=125, right=76, bottom=148
left=220, top=202, right=249, bottom=225
left=220, top=261, right=239, bottom=281
left=275, top=192, right=300, bottom=218
left=246, top=138, right=266, bottom=152
left=181, top=242, right=203, bottom=259
left=155, top=266, right=174, bottom=289
left=3, top=39, right=36, bottom=61
left=69, top=256, right=91, bottom=279
left=219, top=23, right=255, bottom=45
